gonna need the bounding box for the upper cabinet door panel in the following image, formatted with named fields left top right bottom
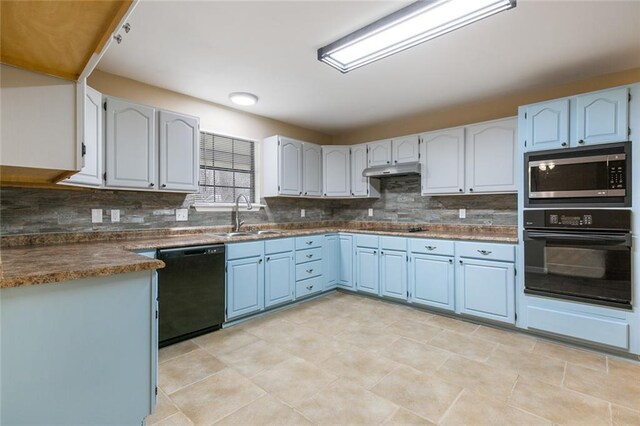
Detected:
left=368, top=140, right=392, bottom=167
left=323, top=146, right=350, bottom=197
left=303, top=143, right=322, bottom=197
left=421, top=128, right=465, bottom=195
left=525, top=99, right=570, bottom=152
left=158, top=110, right=199, bottom=192
left=278, top=137, right=303, bottom=195
left=575, top=87, right=629, bottom=147
left=105, top=98, right=156, bottom=189
left=350, top=144, right=369, bottom=196
left=66, top=86, right=103, bottom=186
left=465, top=118, right=517, bottom=193
left=392, top=135, right=420, bottom=164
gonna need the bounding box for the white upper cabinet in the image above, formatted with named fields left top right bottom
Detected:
left=323, top=146, right=351, bottom=197
left=421, top=127, right=465, bottom=195
left=350, top=144, right=369, bottom=196
left=105, top=97, right=157, bottom=189
left=303, top=142, right=322, bottom=197
left=278, top=137, right=303, bottom=196
left=392, top=135, right=420, bottom=164
left=575, top=87, right=629, bottom=147
left=368, top=140, right=392, bottom=167
left=465, top=117, right=517, bottom=193
left=525, top=99, right=570, bottom=152
left=65, top=86, right=103, bottom=186
left=158, top=110, right=199, bottom=192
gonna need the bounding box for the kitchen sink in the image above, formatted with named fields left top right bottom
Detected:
left=208, top=230, right=282, bottom=238
left=253, top=230, right=282, bottom=235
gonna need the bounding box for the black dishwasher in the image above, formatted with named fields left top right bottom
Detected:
left=157, top=244, right=225, bottom=347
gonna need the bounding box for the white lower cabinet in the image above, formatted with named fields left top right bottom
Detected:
left=409, top=254, right=455, bottom=311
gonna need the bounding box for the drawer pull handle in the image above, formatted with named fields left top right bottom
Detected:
left=306, top=254, right=313, bottom=258
left=306, top=285, right=314, bottom=290
left=425, top=246, right=437, bottom=250
left=306, top=269, right=314, bottom=273
left=306, top=241, right=313, bottom=245
left=477, top=250, right=492, bottom=255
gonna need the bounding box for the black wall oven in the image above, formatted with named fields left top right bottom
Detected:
left=523, top=209, right=632, bottom=309
left=525, top=142, right=631, bottom=207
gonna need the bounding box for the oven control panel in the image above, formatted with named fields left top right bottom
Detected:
left=524, top=209, right=630, bottom=230
left=549, top=214, right=593, bottom=226
left=608, top=161, right=625, bottom=189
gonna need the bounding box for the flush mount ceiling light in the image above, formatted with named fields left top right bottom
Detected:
left=229, top=92, right=259, bottom=106
left=318, top=0, right=516, bottom=73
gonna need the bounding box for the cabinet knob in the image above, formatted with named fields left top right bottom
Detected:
left=299, top=192, right=302, bottom=195
left=449, top=259, right=453, bottom=264
left=459, top=188, right=463, bottom=192
left=469, top=188, right=474, bottom=192
left=161, top=184, right=167, bottom=188
left=387, top=161, right=390, bottom=164
left=304, top=192, right=307, bottom=195
left=578, top=139, right=585, bottom=145
left=149, top=183, right=155, bottom=187
left=259, top=259, right=263, bottom=264
left=373, top=250, right=377, bottom=255
left=266, top=257, right=270, bottom=262
left=561, top=142, right=568, bottom=147
left=394, top=160, right=398, bottom=163
left=459, top=260, right=463, bottom=264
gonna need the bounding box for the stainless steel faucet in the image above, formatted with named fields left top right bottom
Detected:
left=233, top=194, right=253, bottom=232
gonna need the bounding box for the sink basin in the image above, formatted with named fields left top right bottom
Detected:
left=253, top=230, right=282, bottom=235
left=209, top=232, right=254, bottom=238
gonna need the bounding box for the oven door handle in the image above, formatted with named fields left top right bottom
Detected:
left=524, top=230, right=632, bottom=246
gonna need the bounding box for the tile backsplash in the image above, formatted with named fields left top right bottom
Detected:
left=0, top=176, right=516, bottom=235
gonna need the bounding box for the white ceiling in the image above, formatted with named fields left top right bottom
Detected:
left=98, top=0, right=640, bottom=135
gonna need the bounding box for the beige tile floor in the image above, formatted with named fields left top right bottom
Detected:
left=148, top=291, right=640, bottom=426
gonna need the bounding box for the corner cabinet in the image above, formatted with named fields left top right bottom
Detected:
left=322, top=146, right=351, bottom=197
left=337, top=234, right=354, bottom=289
left=262, top=135, right=320, bottom=197
left=158, top=110, right=199, bottom=192
left=421, top=127, right=465, bottom=195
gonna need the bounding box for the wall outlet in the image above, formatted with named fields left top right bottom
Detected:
left=368, top=208, right=374, bottom=217
left=301, top=208, right=306, bottom=218
left=110, top=209, right=120, bottom=223
left=176, top=208, right=189, bottom=221
left=91, top=209, right=103, bottom=224
left=459, top=208, right=466, bottom=219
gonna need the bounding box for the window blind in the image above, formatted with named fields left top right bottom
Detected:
left=197, top=132, right=255, bottom=203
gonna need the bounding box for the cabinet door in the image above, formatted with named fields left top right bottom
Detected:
left=465, top=118, right=517, bottom=193
left=575, top=87, right=629, bottom=147
left=324, top=235, right=339, bottom=290
left=158, top=110, right=199, bottom=192
left=338, top=234, right=354, bottom=289
left=355, top=247, right=379, bottom=295
left=278, top=137, right=303, bottom=195
left=323, top=146, right=351, bottom=197
left=264, top=252, right=294, bottom=308
left=392, top=135, right=420, bottom=164
left=409, top=254, right=454, bottom=311
left=226, top=256, right=264, bottom=320
left=350, top=144, right=369, bottom=196
left=380, top=249, right=407, bottom=300
left=525, top=99, right=570, bottom=151
left=458, top=258, right=515, bottom=324
left=105, top=97, right=156, bottom=189
left=303, top=143, right=322, bottom=196
left=65, top=86, right=103, bottom=186
left=368, top=140, right=392, bottom=167
left=421, top=128, right=465, bottom=195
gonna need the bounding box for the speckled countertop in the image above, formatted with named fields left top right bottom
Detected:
left=0, top=221, right=517, bottom=289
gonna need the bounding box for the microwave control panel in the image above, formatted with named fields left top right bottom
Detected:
left=608, top=161, right=625, bottom=189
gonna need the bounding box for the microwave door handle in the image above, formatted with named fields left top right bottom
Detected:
left=525, top=231, right=631, bottom=246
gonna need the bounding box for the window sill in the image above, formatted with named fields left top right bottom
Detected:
left=193, top=203, right=266, bottom=212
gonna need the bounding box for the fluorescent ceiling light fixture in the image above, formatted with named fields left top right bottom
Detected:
left=318, top=0, right=516, bottom=73
left=229, top=92, right=259, bottom=106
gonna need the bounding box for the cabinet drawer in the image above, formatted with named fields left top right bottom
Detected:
left=226, top=241, right=264, bottom=260
left=356, top=234, right=379, bottom=248
left=296, top=276, right=322, bottom=298
left=456, top=241, right=514, bottom=262
left=295, top=235, right=323, bottom=250
left=296, top=259, right=322, bottom=280
left=296, top=247, right=322, bottom=264
left=408, top=238, right=454, bottom=256
left=265, top=238, right=295, bottom=255
left=380, top=236, right=407, bottom=251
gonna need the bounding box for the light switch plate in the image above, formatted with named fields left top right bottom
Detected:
left=301, top=209, right=306, bottom=218
left=91, top=209, right=103, bottom=224
left=368, top=208, right=374, bottom=217
left=111, top=209, right=120, bottom=223
left=176, top=208, right=189, bottom=221
left=459, top=208, right=466, bottom=219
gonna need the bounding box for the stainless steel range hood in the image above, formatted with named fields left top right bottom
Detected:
left=362, top=161, right=421, bottom=178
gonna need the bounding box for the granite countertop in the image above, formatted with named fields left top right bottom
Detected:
left=0, top=221, right=517, bottom=289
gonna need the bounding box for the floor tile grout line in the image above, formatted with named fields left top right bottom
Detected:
left=436, top=387, right=466, bottom=425
left=163, top=367, right=232, bottom=397
left=379, top=405, right=401, bottom=425
left=203, top=390, right=266, bottom=426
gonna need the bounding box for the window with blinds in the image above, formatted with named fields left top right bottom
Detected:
left=197, top=132, right=256, bottom=203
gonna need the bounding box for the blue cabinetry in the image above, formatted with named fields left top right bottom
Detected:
left=409, top=254, right=455, bottom=311
left=323, top=234, right=339, bottom=290
left=295, top=235, right=323, bottom=299
left=355, top=247, right=379, bottom=295
left=226, top=241, right=264, bottom=320
left=379, top=236, right=407, bottom=300
left=524, top=99, right=570, bottom=151
left=264, top=239, right=295, bottom=308
left=575, top=87, right=629, bottom=147
left=338, top=234, right=354, bottom=289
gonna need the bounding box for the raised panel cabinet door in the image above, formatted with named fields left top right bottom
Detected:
left=226, top=256, right=264, bottom=320
left=368, top=140, right=392, bottom=167
left=303, top=142, right=322, bottom=196
left=465, top=118, right=517, bottom=193
left=278, top=137, right=303, bottom=195
left=158, top=110, right=199, bottom=192
left=458, top=258, right=515, bottom=324
left=322, top=146, right=351, bottom=197
left=380, top=249, right=407, bottom=300
left=350, top=144, right=369, bottom=196
left=105, top=97, right=156, bottom=189
left=392, top=135, right=420, bottom=164
left=65, top=86, right=103, bottom=186
left=356, top=248, right=379, bottom=295
left=421, top=128, right=465, bottom=195
left=264, top=252, right=294, bottom=308
left=338, top=234, right=354, bottom=288
left=525, top=99, right=570, bottom=151
left=575, top=87, right=629, bottom=146
left=323, top=235, right=339, bottom=290
left=409, top=254, right=454, bottom=311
